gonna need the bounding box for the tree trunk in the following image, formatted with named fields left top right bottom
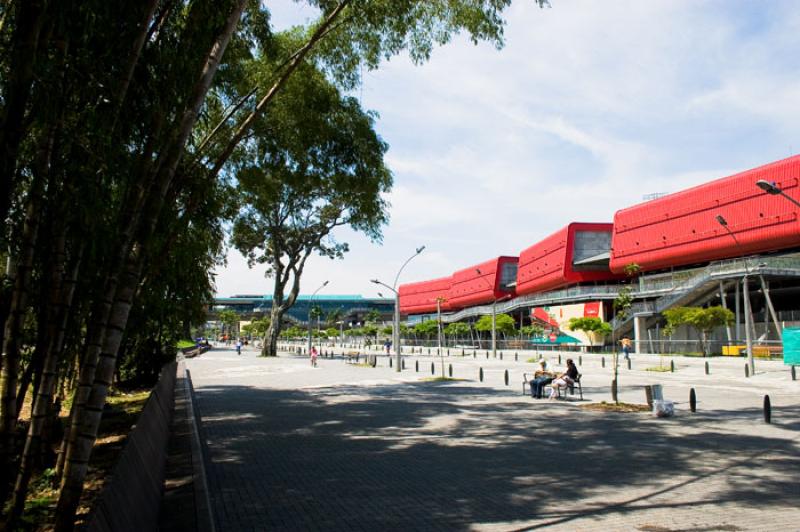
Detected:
left=263, top=307, right=283, bottom=357
left=0, top=0, right=47, bottom=226
left=0, top=155, right=46, bottom=503
left=54, top=2, right=247, bottom=527
left=54, top=255, right=144, bottom=531
left=8, top=246, right=81, bottom=524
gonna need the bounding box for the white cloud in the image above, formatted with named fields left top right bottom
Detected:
left=215, top=0, right=800, bottom=296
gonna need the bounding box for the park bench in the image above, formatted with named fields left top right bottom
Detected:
left=344, top=351, right=361, bottom=364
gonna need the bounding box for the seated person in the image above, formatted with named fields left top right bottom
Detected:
left=548, top=358, right=579, bottom=399
left=530, top=360, right=555, bottom=399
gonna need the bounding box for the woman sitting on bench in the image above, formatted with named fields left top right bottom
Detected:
left=549, top=358, right=578, bottom=399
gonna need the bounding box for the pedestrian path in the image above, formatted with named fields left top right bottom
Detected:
left=186, top=346, right=800, bottom=531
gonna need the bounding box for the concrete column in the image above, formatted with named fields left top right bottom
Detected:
left=633, top=315, right=646, bottom=354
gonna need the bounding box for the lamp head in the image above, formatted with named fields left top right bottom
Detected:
left=322, top=280, right=329, bottom=286
left=370, top=279, right=380, bottom=285
left=416, top=245, right=426, bottom=254
left=756, top=179, right=781, bottom=195
left=377, top=292, right=384, bottom=298
left=715, top=214, right=728, bottom=227
left=475, top=268, right=482, bottom=275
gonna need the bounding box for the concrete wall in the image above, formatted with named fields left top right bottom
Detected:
left=88, top=361, right=178, bottom=532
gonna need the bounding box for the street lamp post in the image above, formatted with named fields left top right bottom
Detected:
left=436, top=296, right=445, bottom=353
left=371, top=246, right=426, bottom=372
left=716, top=215, right=754, bottom=375
left=307, top=280, right=329, bottom=354
left=756, top=179, right=800, bottom=208
left=475, top=268, right=505, bottom=359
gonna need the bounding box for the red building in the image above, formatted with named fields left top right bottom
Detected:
left=516, top=222, right=621, bottom=296
left=398, top=276, right=452, bottom=315
left=447, top=256, right=518, bottom=309
left=610, top=155, right=800, bottom=273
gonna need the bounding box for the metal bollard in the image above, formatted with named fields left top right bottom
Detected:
left=402, top=359, right=406, bottom=370
left=389, top=357, right=392, bottom=368
left=431, top=362, right=435, bottom=375
left=578, top=356, right=582, bottom=366
left=515, top=353, right=518, bottom=362
left=670, top=360, right=675, bottom=373
left=504, top=369, right=509, bottom=386
left=486, top=352, right=489, bottom=359
left=745, top=364, right=749, bottom=378
left=449, top=364, right=453, bottom=377
left=415, top=360, right=419, bottom=372
left=689, top=388, right=696, bottom=412
left=462, top=348, right=465, bottom=356
left=601, top=356, right=605, bottom=368
left=473, top=351, right=476, bottom=359
left=705, top=361, right=709, bottom=375
left=792, top=366, right=796, bottom=381
left=764, top=395, right=771, bottom=424
left=558, top=354, right=562, bottom=365
left=500, top=353, right=503, bottom=360
left=479, top=367, right=484, bottom=382
left=627, top=358, right=631, bottom=370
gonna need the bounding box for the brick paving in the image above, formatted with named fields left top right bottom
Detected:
left=186, top=344, right=800, bottom=531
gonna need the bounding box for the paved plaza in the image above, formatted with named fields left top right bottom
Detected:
left=186, top=345, right=800, bottom=531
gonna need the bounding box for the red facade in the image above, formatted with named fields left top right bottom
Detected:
left=398, top=276, right=452, bottom=315
left=447, top=256, right=518, bottom=309
left=610, top=156, right=800, bottom=273
left=516, top=223, right=621, bottom=296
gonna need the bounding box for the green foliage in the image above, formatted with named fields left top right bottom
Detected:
left=249, top=317, right=270, bottom=337
left=325, top=327, right=339, bottom=337
left=664, top=306, right=734, bottom=334
left=381, top=325, right=393, bottom=336
left=567, top=317, right=612, bottom=337
left=176, top=340, right=196, bottom=349
left=444, top=322, right=471, bottom=337
left=280, top=326, right=306, bottom=339
left=218, top=309, right=240, bottom=330
left=663, top=306, right=734, bottom=355
left=520, top=324, right=544, bottom=337
left=623, top=263, right=642, bottom=277
left=613, top=286, right=633, bottom=321
left=365, top=309, right=382, bottom=323
left=413, top=320, right=439, bottom=338
left=309, top=305, right=323, bottom=319
left=474, top=314, right=515, bottom=335
left=361, top=324, right=378, bottom=337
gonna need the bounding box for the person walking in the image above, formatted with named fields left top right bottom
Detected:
left=621, top=337, right=632, bottom=360
left=310, top=346, right=318, bottom=367
left=236, top=339, right=242, bottom=355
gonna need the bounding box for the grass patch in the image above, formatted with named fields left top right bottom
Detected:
left=581, top=401, right=651, bottom=413
left=176, top=339, right=196, bottom=349
left=420, top=376, right=467, bottom=382
left=645, top=366, right=672, bottom=372
left=525, top=357, right=544, bottom=363
left=19, top=388, right=150, bottom=530
left=351, top=362, right=376, bottom=368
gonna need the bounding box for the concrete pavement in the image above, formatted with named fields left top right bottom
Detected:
left=186, top=344, right=800, bottom=531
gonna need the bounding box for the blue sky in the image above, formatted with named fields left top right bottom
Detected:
left=214, top=0, right=800, bottom=297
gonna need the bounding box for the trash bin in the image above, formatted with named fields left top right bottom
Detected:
left=644, top=384, right=664, bottom=407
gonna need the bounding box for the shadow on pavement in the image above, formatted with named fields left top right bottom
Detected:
left=193, top=379, right=800, bottom=531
